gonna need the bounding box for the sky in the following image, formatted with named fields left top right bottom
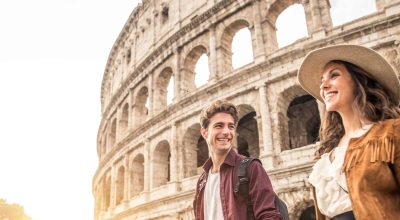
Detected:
left=0, top=1, right=375, bottom=220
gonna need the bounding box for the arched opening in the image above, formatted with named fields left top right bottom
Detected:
left=133, top=86, right=149, bottom=127
left=183, top=45, right=210, bottom=91
left=130, top=154, right=144, bottom=197
left=115, top=166, right=125, bottom=205
left=299, top=206, right=316, bottom=220
left=154, top=67, right=173, bottom=114
left=197, top=136, right=208, bottom=168
left=167, top=75, right=174, bottom=105
left=220, top=20, right=253, bottom=72
left=237, top=105, right=259, bottom=158
left=287, top=95, right=320, bottom=149
left=276, top=4, right=308, bottom=47
left=120, top=103, right=129, bottom=132
left=195, top=54, right=210, bottom=87
left=329, top=0, right=376, bottom=26
left=152, top=140, right=171, bottom=188
left=182, top=123, right=207, bottom=177
left=232, top=28, right=253, bottom=69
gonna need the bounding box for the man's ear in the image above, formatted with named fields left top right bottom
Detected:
left=200, top=127, right=208, bottom=139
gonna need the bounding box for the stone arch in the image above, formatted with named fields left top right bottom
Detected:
left=290, top=197, right=315, bottom=220
left=154, top=67, right=173, bottom=114
left=287, top=95, right=320, bottom=149
left=120, top=103, right=129, bottom=133
left=299, top=206, right=316, bottom=220
left=276, top=85, right=320, bottom=151
left=115, top=165, right=125, bottom=205
left=182, top=123, right=207, bottom=178
left=152, top=140, right=171, bottom=188
left=132, top=86, right=149, bottom=127
left=130, top=153, right=144, bottom=197
left=236, top=104, right=260, bottom=158
left=182, top=45, right=209, bottom=93
left=266, top=0, right=304, bottom=28
left=220, top=19, right=253, bottom=73
left=109, top=118, right=117, bottom=147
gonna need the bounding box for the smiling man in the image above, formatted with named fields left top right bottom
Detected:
left=193, top=100, right=281, bottom=220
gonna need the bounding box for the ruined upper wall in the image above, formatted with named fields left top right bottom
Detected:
left=100, top=0, right=211, bottom=110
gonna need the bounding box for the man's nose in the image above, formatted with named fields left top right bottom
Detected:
left=222, top=126, right=230, bottom=133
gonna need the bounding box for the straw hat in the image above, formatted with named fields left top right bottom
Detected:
left=297, top=44, right=400, bottom=104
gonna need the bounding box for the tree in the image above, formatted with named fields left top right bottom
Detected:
left=0, top=198, right=31, bottom=220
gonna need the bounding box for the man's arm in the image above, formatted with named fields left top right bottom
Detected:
left=248, top=161, right=282, bottom=220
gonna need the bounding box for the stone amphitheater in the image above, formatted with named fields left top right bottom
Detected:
left=92, top=0, right=400, bottom=219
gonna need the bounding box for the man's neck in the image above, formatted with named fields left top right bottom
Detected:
left=210, top=147, right=231, bottom=173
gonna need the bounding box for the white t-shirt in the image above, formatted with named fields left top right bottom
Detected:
left=204, top=170, right=224, bottom=220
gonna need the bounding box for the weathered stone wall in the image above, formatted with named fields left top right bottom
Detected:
left=93, top=0, right=400, bottom=219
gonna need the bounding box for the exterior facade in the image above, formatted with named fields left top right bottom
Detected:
left=93, top=0, right=400, bottom=219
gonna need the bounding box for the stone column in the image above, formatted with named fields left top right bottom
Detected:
left=148, top=72, right=154, bottom=117
left=110, top=166, right=117, bottom=209
left=209, top=25, right=218, bottom=81
left=123, top=156, right=130, bottom=204
left=170, top=123, right=178, bottom=182
left=261, top=19, right=278, bottom=55
left=258, top=84, right=274, bottom=169
left=144, top=139, right=151, bottom=192
left=174, top=48, right=182, bottom=100
left=252, top=0, right=266, bottom=62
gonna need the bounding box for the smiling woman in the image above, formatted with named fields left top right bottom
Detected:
left=298, top=44, right=400, bottom=219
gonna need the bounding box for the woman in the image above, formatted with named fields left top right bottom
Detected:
left=297, top=44, right=400, bottom=220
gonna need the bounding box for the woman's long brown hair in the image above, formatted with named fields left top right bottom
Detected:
left=316, top=60, right=400, bottom=158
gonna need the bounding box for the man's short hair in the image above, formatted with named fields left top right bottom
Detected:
left=200, top=99, right=239, bottom=129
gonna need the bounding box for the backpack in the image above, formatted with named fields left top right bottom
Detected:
left=233, top=157, right=290, bottom=220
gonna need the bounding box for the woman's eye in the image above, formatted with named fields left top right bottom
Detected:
left=331, top=72, right=339, bottom=78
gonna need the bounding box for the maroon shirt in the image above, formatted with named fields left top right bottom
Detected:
left=193, top=149, right=281, bottom=220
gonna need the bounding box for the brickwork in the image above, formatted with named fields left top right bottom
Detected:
left=93, top=0, right=400, bottom=219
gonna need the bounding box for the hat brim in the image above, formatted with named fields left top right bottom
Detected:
left=297, top=44, right=400, bottom=104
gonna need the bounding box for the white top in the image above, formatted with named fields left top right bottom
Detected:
left=308, top=145, right=352, bottom=218
left=204, top=170, right=224, bottom=220
left=308, top=124, right=373, bottom=218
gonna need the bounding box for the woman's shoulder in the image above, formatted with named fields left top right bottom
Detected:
left=369, top=118, right=400, bottom=135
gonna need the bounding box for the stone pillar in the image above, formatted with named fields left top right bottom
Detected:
left=209, top=25, right=218, bottom=81
left=252, top=0, right=266, bottom=62
left=123, top=156, right=129, bottom=204
left=148, top=73, right=154, bottom=117
left=258, top=84, right=274, bottom=169
left=305, top=0, right=332, bottom=38
left=144, top=139, right=151, bottom=192
left=110, top=166, right=117, bottom=209
left=261, top=19, right=278, bottom=55
left=174, top=48, right=182, bottom=100
left=170, top=124, right=178, bottom=182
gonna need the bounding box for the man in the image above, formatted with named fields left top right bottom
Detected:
left=193, top=100, right=281, bottom=220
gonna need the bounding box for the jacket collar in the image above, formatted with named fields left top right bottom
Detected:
left=203, top=148, right=238, bottom=172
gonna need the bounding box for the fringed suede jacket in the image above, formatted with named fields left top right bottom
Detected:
left=314, top=119, right=400, bottom=219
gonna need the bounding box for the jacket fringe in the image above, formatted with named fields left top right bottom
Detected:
left=343, top=135, right=395, bottom=172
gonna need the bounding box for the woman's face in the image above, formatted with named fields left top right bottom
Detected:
left=319, top=62, right=356, bottom=113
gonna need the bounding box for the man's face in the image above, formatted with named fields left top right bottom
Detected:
left=201, top=112, right=236, bottom=155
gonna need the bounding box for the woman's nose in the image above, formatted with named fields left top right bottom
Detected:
left=320, top=80, right=329, bottom=90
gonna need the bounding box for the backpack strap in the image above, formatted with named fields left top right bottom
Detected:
left=234, top=157, right=260, bottom=220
